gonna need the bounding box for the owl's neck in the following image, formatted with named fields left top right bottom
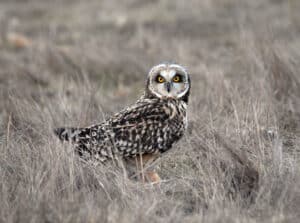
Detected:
left=142, top=88, right=190, bottom=104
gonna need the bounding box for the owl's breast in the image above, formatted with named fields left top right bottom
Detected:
left=158, top=100, right=187, bottom=153
left=168, top=100, right=187, bottom=127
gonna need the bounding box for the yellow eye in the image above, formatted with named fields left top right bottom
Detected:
left=157, top=76, right=165, bottom=83
left=173, top=75, right=181, bottom=82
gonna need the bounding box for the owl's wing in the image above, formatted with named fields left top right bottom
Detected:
left=110, top=99, right=169, bottom=126
left=54, top=125, right=110, bottom=160
left=54, top=99, right=174, bottom=160
left=108, top=99, right=174, bottom=156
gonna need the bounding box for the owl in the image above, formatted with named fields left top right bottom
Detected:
left=54, top=63, right=191, bottom=183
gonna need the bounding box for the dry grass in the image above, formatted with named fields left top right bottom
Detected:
left=0, top=0, right=300, bottom=222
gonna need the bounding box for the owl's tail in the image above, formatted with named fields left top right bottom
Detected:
left=54, top=127, right=81, bottom=142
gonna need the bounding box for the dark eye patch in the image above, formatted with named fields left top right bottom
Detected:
left=155, top=74, right=165, bottom=83
left=173, top=73, right=183, bottom=82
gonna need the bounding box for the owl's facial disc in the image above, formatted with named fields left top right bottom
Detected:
left=148, top=64, right=190, bottom=99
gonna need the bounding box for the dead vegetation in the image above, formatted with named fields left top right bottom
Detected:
left=0, top=0, right=300, bottom=222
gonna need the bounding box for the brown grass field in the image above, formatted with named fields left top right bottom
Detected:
left=0, top=0, right=300, bottom=222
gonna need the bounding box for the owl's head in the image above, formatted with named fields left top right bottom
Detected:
left=145, top=63, right=191, bottom=102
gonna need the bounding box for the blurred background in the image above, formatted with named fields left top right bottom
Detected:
left=0, top=0, right=299, bottom=125
left=1, top=0, right=299, bottom=105
left=0, top=0, right=300, bottom=222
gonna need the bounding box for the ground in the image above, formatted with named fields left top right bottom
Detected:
left=0, top=0, right=300, bottom=222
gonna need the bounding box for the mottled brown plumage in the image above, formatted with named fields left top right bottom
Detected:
left=55, top=63, right=191, bottom=182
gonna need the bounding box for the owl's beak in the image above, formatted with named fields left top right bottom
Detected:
left=165, top=82, right=172, bottom=93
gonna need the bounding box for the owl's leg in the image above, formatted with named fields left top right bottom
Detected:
left=145, top=170, right=161, bottom=184
left=136, top=153, right=161, bottom=184
left=124, top=153, right=161, bottom=183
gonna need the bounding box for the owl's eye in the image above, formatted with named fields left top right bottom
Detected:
left=173, top=75, right=181, bottom=82
left=156, top=75, right=165, bottom=83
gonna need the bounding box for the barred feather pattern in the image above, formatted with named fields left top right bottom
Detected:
left=54, top=98, right=188, bottom=163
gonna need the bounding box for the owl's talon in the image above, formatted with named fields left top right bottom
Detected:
left=146, top=171, right=161, bottom=184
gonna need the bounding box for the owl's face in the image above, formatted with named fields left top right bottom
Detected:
left=147, top=63, right=190, bottom=99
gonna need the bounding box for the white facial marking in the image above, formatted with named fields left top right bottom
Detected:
left=160, top=69, right=177, bottom=81
left=148, top=63, right=190, bottom=99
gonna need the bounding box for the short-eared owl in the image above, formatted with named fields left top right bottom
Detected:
left=55, top=63, right=191, bottom=183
